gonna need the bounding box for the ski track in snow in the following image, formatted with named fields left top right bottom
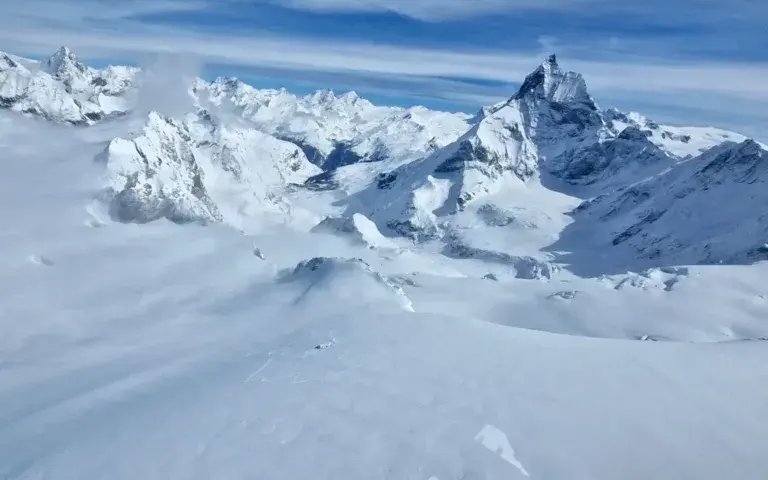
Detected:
left=244, top=355, right=274, bottom=383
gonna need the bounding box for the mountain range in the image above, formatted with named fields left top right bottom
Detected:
left=1, top=46, right=765, bottom=271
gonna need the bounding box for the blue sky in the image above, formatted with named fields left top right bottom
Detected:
left=0, top=0, right=766, bottom=139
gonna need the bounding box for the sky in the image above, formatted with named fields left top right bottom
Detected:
left=0, top=0, right=766, bottom=139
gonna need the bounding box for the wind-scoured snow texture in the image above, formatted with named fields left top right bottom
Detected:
left=0, top=47, right=136, bottom=124
left=101, top=110, right=320, bottom=225
left=571, top=139, right=768, bottom=265
left=194, top=78, right=470, bottom=170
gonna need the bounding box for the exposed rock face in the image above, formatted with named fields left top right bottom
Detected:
left=551, top=127, right=673, bottom=185
left=442, top=235, right=559, bottom=280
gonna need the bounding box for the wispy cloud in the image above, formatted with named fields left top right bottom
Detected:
left=259, top=0, right=597, bottom=21
left=0, top=0, right=766, bottom=139
left=6, top=24, right=767, bottom=102
left=0, top=0, right=203, bottom=28
left=261, top=0, right=767, bottom=24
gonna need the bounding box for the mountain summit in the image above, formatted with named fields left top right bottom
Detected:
left=512, top=53, right=593, bottom=108
left=0, top=46, right=137, bottom=122
left=42, top=46, right=86, bottom=76
left=346, top=55, right=717, bottom=239
left=41, top=46, right=93, bottom=93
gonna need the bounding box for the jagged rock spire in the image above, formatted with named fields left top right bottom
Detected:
left=545, top=53, right=557, bottom=66
left=43, top=46, right=87, bottom=76
left=513, top=54, right=561, bottom=100
left=512, top=53, right=593, bottom=108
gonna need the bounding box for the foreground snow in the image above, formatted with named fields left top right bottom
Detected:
left=1, top=111, right=768, bottom=479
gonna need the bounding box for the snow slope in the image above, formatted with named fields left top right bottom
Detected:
left=560, top=139, right=768, bottom=271
left=2, top=48, right=768, bottom=480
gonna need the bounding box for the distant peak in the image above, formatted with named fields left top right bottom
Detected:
left=545, top=53, right=557, bottom=66
left=0, top=53, right=19, bottom=69
left=512, top=54, right=562, bottom=100
left=738, top=138, right=764, bottom=154
left=510, top=54, right=593, bottom=108
left=55, top=46, right=72, bottom=56
left=43, top=46, right=86, bottom=75
left=214, top=76, right=243, bottom=88
left=340, top=91, right=359, bottom=101
left=48, top=46, right=77, bottom=64
left=308, top=89, right=337, bottom=104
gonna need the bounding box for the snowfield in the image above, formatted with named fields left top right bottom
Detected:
left=1, top=49, right=768, bottom=479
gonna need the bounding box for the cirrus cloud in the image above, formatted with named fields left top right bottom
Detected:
left=0, top=0, right=765, bottom=140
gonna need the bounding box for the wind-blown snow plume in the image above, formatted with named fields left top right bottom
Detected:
left=132, top=52, right=202, bottom=120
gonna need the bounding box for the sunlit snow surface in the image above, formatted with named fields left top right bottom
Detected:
left=1, top=109, right=768, bottom=480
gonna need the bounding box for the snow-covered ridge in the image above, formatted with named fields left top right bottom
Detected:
left=1, top=46, right=752, bottom=177
left=100, top=109, right=320, bottom=225
left=0, top=47, right=750, bottom=158
left=1, top=46, right=470, bottom=170
left=604, top=108, right=749, bottom=159
left=570, top=139, right=768, bottom=266
left=0, top=47, right=137, bottom=124
left=194, top=77, right=470, bottom=169
left=338, top=55, right=677, bottom=239
left=313, top=53, right=767, bottom=258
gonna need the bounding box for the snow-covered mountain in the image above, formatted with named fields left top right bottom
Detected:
left=194, top=77, right=470, bottom=169
left=335, top=54, right=678, bottom=240
left=0, top=47, right=137, bottom=124
left=101, top=109, right=320, bottom=226
left=3, top=46, right=768, bottom=265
